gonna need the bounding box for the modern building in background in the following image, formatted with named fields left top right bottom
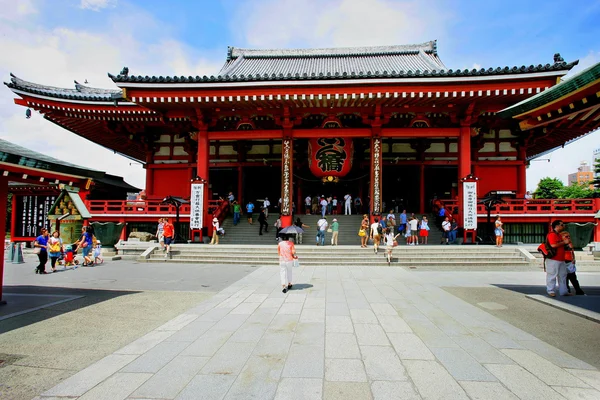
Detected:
left=568, top=160, right=594, bottom=188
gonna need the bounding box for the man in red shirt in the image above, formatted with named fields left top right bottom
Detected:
left=162, top=218, right=174, bottom=258
left=545, top=220, right=570, bottom=297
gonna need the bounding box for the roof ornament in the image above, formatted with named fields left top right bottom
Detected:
left=553, top=53, right=564, bottom=64
left=25, top=108, right=31, bottom=119
left=119, top=66, right=129, bottom=77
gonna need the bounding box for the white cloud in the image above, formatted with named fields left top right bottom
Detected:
left=80, top=0, right=117, bottom=12
left=0, top=0, right=37, bottom=20
left=233, top=0, right=450, bottom=48
left=0, top=6, right=222, bottom=190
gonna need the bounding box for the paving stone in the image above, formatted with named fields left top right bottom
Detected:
left=186, top=301, right=219, bottom=315
left=156, top=314, right=199, bottom=331
left=78, top=372, right=152, bottom=400
left=501, top=349, right=589, bottom=387
left=566, top=369, right=600, bottom=391
left=293, top=322, right=325, bottom=346
left=326, top=293, right=347, bottom=303
left=244, top=293, right=269, bottom=303
left=360, top=345, right=408, bottom=381
left=164, top=319, right=217, bottom=343
left=452, top=335, right=514, bottom=364
left=267, top=314, right=299, bottom=333
left=354, top=324, right=390, bottom=346
left=180, top=329, right=233, bottom=357
left=115, top=330, right=175, bottom=355
left=211, top=314, right=250, bottom=331
left=326, top=316, right=354, bottom=333
left=224, top=356, right=285, bottom=400
left=198, top=307, right=234, bottom=321
left=42, top=354, right=137, bottom=397
left=285, top=293, right=307, bottom=303
left=388, top=333, right=435, bottom=360
left=230, top=302, right=261, bottom=315
left=475, top=329, right=523, bottom=349
left=405, top=319, right=459, bottom=348
left=281, top=344, right=324, bottom=378
left=253, top=331, right=294, bottom=358
left=131, top=356, right=209, bottom=399
left=350, top=309, right=378, bottom=324
left=520, top=340, right=597, bottom=370
left=370, top=303, right=398, bottom=316
left=278, top=302, right=303, bottom=315
left=323, top=381, right=373, bottom=400
left=485, top=364, right=566, bottom=400
left=299, top=307, right=325, bottom=323
left=175, top=374, right=236, bottom=400
left=371, top=381, right=420, bottom=400
left=404, top=360, right=469, bottom=400
left=121, top=341, right=190, bottom=373
left=259, top=297, right=285, bottom=308
left=245, top=308, right=277, bottom=325
left=346, top=296, right=371, bottom=310
left=431, top=347, right=497, bottom=381
left=201, top=341, right=256, bottom=375
left=551, top=386, right=600, bottom=400
left=274, top=378, right=323, bottom=400
left=325, top=333, right=360, bottom=359
left=376, top=315, right=413, bottom=333
left=325, top=358, right=367, bottom=382
left=304, top=297, right=326, bottom=309
left=228, top=322, right=268, bottom=344
left=458, top=381, right=520, bottom=400
left=326, top=302, right=350, bottom=316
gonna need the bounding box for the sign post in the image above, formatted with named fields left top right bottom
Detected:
left=461, top=175, right=478, bottom=244
left=190, top=182, right=204, bottom=241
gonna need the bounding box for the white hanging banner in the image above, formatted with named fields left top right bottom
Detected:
left=190, top=183, right=204, bottom=229
left=462, top=182, right=477, bottom=230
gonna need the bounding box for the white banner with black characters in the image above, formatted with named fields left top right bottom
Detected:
left=462, top=182, right=477, bottom=230
left=190, top=183, right=204, bottom=229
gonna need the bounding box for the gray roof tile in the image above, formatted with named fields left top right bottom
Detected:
left=5, top=74, right=123, bottom=102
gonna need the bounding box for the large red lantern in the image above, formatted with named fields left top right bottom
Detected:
left=308, top=138, right=353, bottom=178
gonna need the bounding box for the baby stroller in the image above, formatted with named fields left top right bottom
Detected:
left=63, top=243, right=80, bottom=267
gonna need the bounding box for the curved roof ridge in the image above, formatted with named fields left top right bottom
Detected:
left=6, top=73, right=122, bottom=101
left=228, top=41, right=437, bottom=60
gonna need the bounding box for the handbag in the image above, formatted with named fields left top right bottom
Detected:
left=393, top=240, right=398, bottom=247
left=358, top=229, right=366, bottom=237
left=327, top=228, right=333, bottom=233
left=33, top=247, right=41, bottom=255
left=293, top=258, right=300, bottom=268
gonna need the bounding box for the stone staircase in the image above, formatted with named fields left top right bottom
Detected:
left=143, top=244, right=536, bottom=270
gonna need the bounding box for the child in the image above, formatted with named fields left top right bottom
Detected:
left=560, top=231, right=585, bottom=295
left=93, top=240, right=104, bottom=264
left=63, top=244, right=78, bottom=269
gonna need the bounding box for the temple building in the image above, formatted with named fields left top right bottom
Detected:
left=5, top=41, right=600, bottom=241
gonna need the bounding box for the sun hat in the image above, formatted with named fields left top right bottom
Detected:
left=333, top=219, right=337, bottom=222
left=213, top=217, right=218, bottom=221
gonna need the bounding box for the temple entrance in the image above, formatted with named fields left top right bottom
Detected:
left=424, top=166, right=457, bottom=212
left=240, top=166, right=281, bottom=209
left=382, top=165, right=421, bottom=213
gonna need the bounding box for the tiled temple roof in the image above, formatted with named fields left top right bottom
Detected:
left=5, top=73, right=123, bottom=102
left=109, top=41, right=577, bottom=84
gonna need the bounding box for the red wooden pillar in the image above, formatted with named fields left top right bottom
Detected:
left=419, top=164, right=426, bottom=215
left=197, top=128, right=210, bottom=237
left=280, top=137, right=293, bottom=227
left=516, top=147, right=527, bottom=198
left=458, top=126, right=472, bottom=225
left=370, top=135, right=383, bottom=221
left=594, top=199, right=600, bottom=242
left=119, top=218, right=127, bottom=241
left=145, top=150, right=154, bottom=197
left=0, top=176, right=8, bottom=303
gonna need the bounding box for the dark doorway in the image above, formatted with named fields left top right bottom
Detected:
left=383, top=165, right=421, bottom=213
left=239, top=166, right=282, bottom=209
left=424, top=166, right=457, bottom=210
left=209, top=168, right=238, bottom=201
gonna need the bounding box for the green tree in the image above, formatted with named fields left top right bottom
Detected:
left=557, top=182, right=595, bottom=199
left=534, top=177, right=564, bottom=199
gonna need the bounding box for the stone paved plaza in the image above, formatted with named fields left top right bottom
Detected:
left=35, top=265, right=600, bottom=400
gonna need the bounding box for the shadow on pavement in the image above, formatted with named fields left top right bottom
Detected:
left=290, top=283, right=313, bottom=291
left=0, top=285, right=140, bottom=334
left=493, top=284, right=600, bottom=314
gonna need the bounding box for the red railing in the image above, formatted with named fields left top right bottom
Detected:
left=85, top=199, right=226, bottom=217
left=440, top=198, right=599, bottom=215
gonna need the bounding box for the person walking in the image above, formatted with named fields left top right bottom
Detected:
left=359, top=214, right=369, bottom=248
left=258, top=208, right=269, bottom=235
left=494, top=216, right=504, bottom=247
left=409, top=216, right=419, bottom=245
left=246, top=201, right=255, bottom=224
left=398, top=210, right=407, bottom=235
left=441, top=216, right=451, bottom=244
left=316, top=216, right=328, bottom=246
left=211, top=217, right=220, bottom=244
left=263, top=197, right=271, bottom=218
left=278, top=234, right=298, bottom=293
left=419, top=216, right=430, bottom=245
left=33, top=228, right=50, bottom=274
left=344, top=193, right=352, bottom=215
left=330, top=218, right=339, bottom=246
left=155, top=218, right=165, bottom=251
left=162, top=218, right=174, bottom=258
left=274, top=214, right=283, bottom=241
left=331, top=196, right=338, bottom=215
left=294, top=217, right=309, bottom=244
left=561, top=231, right=585, bottom=295
left=384, top=228, right=401, bottom=265
left=370, top=217, right=382, bottom=254
left=47, top=230, right=63, bottom=273
left=449, top=218, right=458, bottom=245
left=320, top=197, right=328, bottom=218
left=545, top=220, right=570, bottom=297
left=305, top=195, right=312, bottom=214
left=76, top=226, right=94, bottom=266
left=232, top=201, right=241, bottom=226
left=354, top=196, right=362, bottom=214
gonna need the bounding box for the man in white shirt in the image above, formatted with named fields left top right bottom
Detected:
left=320, top=197, right=328, bottom=217
left=386, top=210, right=396, bottom=233
left=263, top=197, right=271, bottom=218
left=370, top=217, right=382, bottom=254
left=305, top=195, right=312, bottom=214
left=316, top=217, right=328, bottom=246
left=409, top=217, right=419, bottom=246
left=344, top=194, right=352, bottom=215
left=442, top=216, right=451, bottom=245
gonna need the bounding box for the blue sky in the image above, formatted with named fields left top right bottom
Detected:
left=1, top=0, right=599, bottom=189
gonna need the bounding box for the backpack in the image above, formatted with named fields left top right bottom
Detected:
left=377, top=224, right=383, bottom=235
left=49, top=240, right=62, bottom=253
left=537, top=242, right=556, bottom=259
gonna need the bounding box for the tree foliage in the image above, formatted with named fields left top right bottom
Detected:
left=557, top=182, right=596, bottom=199
left=534, top=177, right=564, bottom=199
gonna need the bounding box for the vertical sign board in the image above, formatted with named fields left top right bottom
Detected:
left=462, top=182, right=477, bottom=230
left=16, top=195, right=57, bottom=237
left=190, top=183, right=204, bottom=229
